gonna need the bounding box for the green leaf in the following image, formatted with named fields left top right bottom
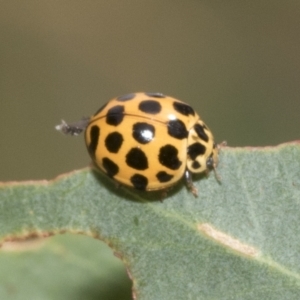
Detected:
left=0, top=234, right=132, bottom=300
left=1, top=142, right=300, bottom=299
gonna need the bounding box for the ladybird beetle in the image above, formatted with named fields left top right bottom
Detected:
left=56, top=92, right=219, bottom=196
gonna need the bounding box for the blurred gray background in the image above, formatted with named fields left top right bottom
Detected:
left=1, top=1, right=300, bottom=181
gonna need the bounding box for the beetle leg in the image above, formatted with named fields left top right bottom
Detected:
left=185, top=170, right=198, bottom=197
left=55, top=117, right=90, bottom=136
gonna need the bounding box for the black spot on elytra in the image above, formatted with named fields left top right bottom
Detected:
left=192, top=161, right=201, bottom=169
left=116, top=93, right=136, bottom=101
left=126, top=148, right=149, bottom=170
left=167, top=119, right=188, bottom=140
left=106, top=105, right=124, bottom=126
left=105, top=132, right=123, bottom=153
left=139, top=100, right=161, bottom=114
left=93, top=103, right=108, bottom=116
left=158, top=144, right=182, bottom=170
left=188, top=143, right=206, bottom=160
left=194, top=123, right=209, bottom=142
left=102, top=157, right=119, bottom=177
left=130, top=174, right=148, bottom=190
left=156, top=171, right=174, bottom=183
left=173, top=102, right=195, bottom=116
left=145, top=92, right=166, bottom=98
left=132, top=122, right=155, bottom=144
left=88, top=125, right=100, bottom=158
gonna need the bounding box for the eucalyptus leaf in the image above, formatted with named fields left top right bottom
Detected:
left=0, top=142, right=300, bottom=299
